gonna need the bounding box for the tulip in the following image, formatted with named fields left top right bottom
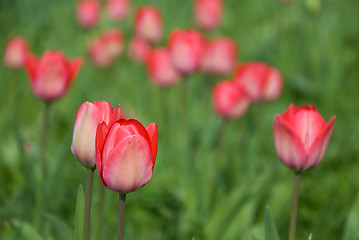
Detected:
left=146, top=48, right=181, bottom=87
left=194, top=0, right=223, bottom=30
left=200, top=37, right=237, bottom=75
left=213, top=80, right=250, bottom=119
left=24, top=51, right=83, bottom=101
left=71, top=101, right=123, bottom=169
left=128, top=37, right=151, bottom=63
left=4, top=36, right=28, bottom=68
left=168, top=29, right=205, bottom=74
left=76, top=0, right=100, bottom=28
left=134, top=7, right=163, bottom=43
left=106, top=0, right=130, bottom=21
left=96, top=119, right=158, bottom=194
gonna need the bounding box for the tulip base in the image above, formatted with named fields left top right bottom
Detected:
left=289, top=172, right=301, bottom=240
left=118, top=193, right=127, bottom=240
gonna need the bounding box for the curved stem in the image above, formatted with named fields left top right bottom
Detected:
left=289, top=172, right=301, bottom=240
left=84, top=168, right=94, bottom=240
left=39, top=101, right=51, bottom=182
left=118, top=193, right=127, bottom=240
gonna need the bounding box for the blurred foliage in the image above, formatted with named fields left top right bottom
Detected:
left=1, top=0, right=359, bottom=239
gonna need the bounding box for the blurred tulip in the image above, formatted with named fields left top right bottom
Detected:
left=274, top=104, right=335, bottom=171
left=96, top=119, right=158, bottom=193
left=194, top=0, right=223, bottom=30
left=4, top=36, right=28, bottom=68
left=213, top=80, right=250, bottom=119
left=24, top=51, right=83, bottom=101
left=128, top=37, right=151, bottom=63
left=106, top=0, right=130, bottom=21
left=200, top=37, right=237, bottom=75
left=168, top=29, right=205, bottom=74
left=234, top=62, right=283, bottom=101
left=76, top=0, right=100, bottom=28
left=71, top=101, right=123, bottom=169
left=135, top=7, right=163, bottom=43
left=88, top=29, right=124, bottom=67
left=146, top=48, right=181, bottom=87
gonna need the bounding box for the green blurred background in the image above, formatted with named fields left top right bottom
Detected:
left=1, top=0, right=359, bottom=239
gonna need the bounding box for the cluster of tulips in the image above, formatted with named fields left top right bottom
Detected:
left=3, top=0, right=337, bottom=239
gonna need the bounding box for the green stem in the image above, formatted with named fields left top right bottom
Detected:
left=118, top=193, right=127, bottom=240
left=84, top=168, right=94, bottom=240
left=289, top=172, right=301, bottom=240
left=39, top=101, right=51, bottom=182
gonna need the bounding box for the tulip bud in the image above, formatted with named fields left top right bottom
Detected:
left=194, top=0, right=223, bottom=30
left=96, top=119, right=158, bottom=193
left=24, top=51, right=83, bottom=101
left=274, top=104, right=335, bottom=171
left=4, top=36, right=28, bottom=69
left=76, top=0, right=100, bottom=28
left=134, top=7, right=163, bottom=43
left=106, top=0, right=130, bottom=21
left=128, top=37, right=151, bottom=63
left=213, top=80, right=250, bottom=119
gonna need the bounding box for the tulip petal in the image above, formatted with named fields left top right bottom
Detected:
left=68, top=57, right=83, bottom=84
left=25, top=53, right=38, bottom=83
left=146, top=123, right=158, bottom=165
left=93, top=101, right=114, bottom=125
left=95, top=121, right=110, bottom=184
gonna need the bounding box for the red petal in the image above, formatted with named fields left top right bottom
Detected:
left=145, top=122, right=158, bottom=166
left=67, top=57, right=83, bottom=85
left=24, top=53, right=38, bottom=83
left=95, top=121, right=110, bottom=186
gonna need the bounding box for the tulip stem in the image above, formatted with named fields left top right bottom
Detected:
left=118, top=193, right=127, bottom=240
left=289, top=172, right=301, bottom=240
left=84, top=168, right=94, bottom=240
left=39, top=101, right=51, bottom=182
left=94, top=183, right=107, bottom=240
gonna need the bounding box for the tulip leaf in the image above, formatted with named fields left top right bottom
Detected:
left=342, top=194, right=359, bottom=240
left=75, top=184, right=84, bottom=240
left=264, top=205, right=280, bottom=240
left=42, top=212, right=73, bottom=239
left=11, top=219, right=43, bottom=240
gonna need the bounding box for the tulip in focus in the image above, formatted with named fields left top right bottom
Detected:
left=106, top=0, right=130, bottom=21
left=135, top=7, right=163, bottom=43
left=274, top=104, right=335, bottom=171
left=76, top=0, right=100, bottom=28
left=128, top=37, right=151, bottom=63
left=213, top=80, right=250, bottom=119
left=4, top=36, right=28, bottom=68
left=96, top=118, right=158, bottom=193
left=71, top=101, right=123, bottom=168
left=200, top=37, right=237, bottom=75
left=194, top=0, right=223, bottom=30
left=24, top=51, right=83, bottom=101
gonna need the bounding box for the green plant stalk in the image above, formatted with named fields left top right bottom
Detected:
left=289, top=172, right=301, bottom=240
left=84, top=168, right=94, bottom=240
left=39, top=101, right=51, bottom=182
left=118, top=193, right=127, bottom=240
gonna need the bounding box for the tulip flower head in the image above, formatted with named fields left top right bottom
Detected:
left=24, top=51, right=83, bottom=101
left=128, top=37, right=151, bottom=63
left=274, top=104, right=335, bottom=171
left=194, top=0, right=223, bottom=30
left=106, top=0, right=130, bottom=21
left=96, top=119, right=158, bottom=193
left=76, top=0, right=100, bottom=28
left=135, top=7, right=163, bottom=43
left=4, top=36, right=28, bottom=68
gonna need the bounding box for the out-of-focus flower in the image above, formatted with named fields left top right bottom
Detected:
left=4, top=36, right=28, bottom=68
left=200, top=37, right=237, bottom=75
left=213, top=80, right=250, bottom=119
left=146, top=48, right=181, bottom=87
left=88, top=29, right=124, bottom=67
left=128, top=37, right=151, bottom=63
left=72, top=101, right=123, bottom=168
left=96, top=118, right=158, bottom=193
left=106, top=0, right=130, bottom=21
left=24, top=51, right=83, bottom=101
left=168, top=29, right=205, bottom=74
left=76, top=0, right=100, bottom=28
left=274, top=104, right=335, bottom=171
left=134, top=7, right=163, bottom=43
left=234, top=62, right=283, bottom=101
left=194, top=0, right=223, bottom=30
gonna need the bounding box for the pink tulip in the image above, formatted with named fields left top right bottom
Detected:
left=134, top=7, right=163, bottom=43
left=24, top=51, right=83, bottom=101
left=234, top=62, right=283, bottom=101
left=168, top=29, right=205, bottom=74
left=4, top=36, right=28, bottom=68
left=96, top=118, right=158, bottom=193
left=200, top=37, right=237, bottom=75
left=213, top=80, right=250, bottom=119
left=146, top=48, right=181, bottom=87
left=76, top=0, right=100, bottom=28
left=128, top=37, right=151, bottom=63
left=274, top=104, right=335, bottom=171
left=71, top=101, right=123, bottom=168
left=194, top=0, right=223, bottom=30
left=106, top=0, right=130, bottom=21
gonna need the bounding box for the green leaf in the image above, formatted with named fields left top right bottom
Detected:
left=264, top=206, right=280, bottom=240
left=75, top=184, right=85, bottom=240
left=11, top=219, right=43, bottom=240
left=43, top=212, right=73, bottom=239
left=342, top=194, right=359, bottom=240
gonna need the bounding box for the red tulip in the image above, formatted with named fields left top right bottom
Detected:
left=213, top=80, right=250, bottom=119
left=234, top=62, right=283, bottom=101
left=96, top=118, right=158, bottom=193
left=128, top=37, right=151, bottom=63
left=76, top=0, right=100, bottom=28
left=200, top=37, right=237, bottom=75
left=71, top=101, right=123, bottom=168
left=24, top=51, right=83, bottom=101
left=106, top=0, right=130, bottom=21
left=194, top=0, right=223, bottom=30
left=168, top=29, right=205, bottom=74
left=4, top=36, right=28, bottom=68
left=146, top=48, right=181, bottom=87
left=274, top=104, right=335, bottom=171
left=134, top=7, right=163, bottom=43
